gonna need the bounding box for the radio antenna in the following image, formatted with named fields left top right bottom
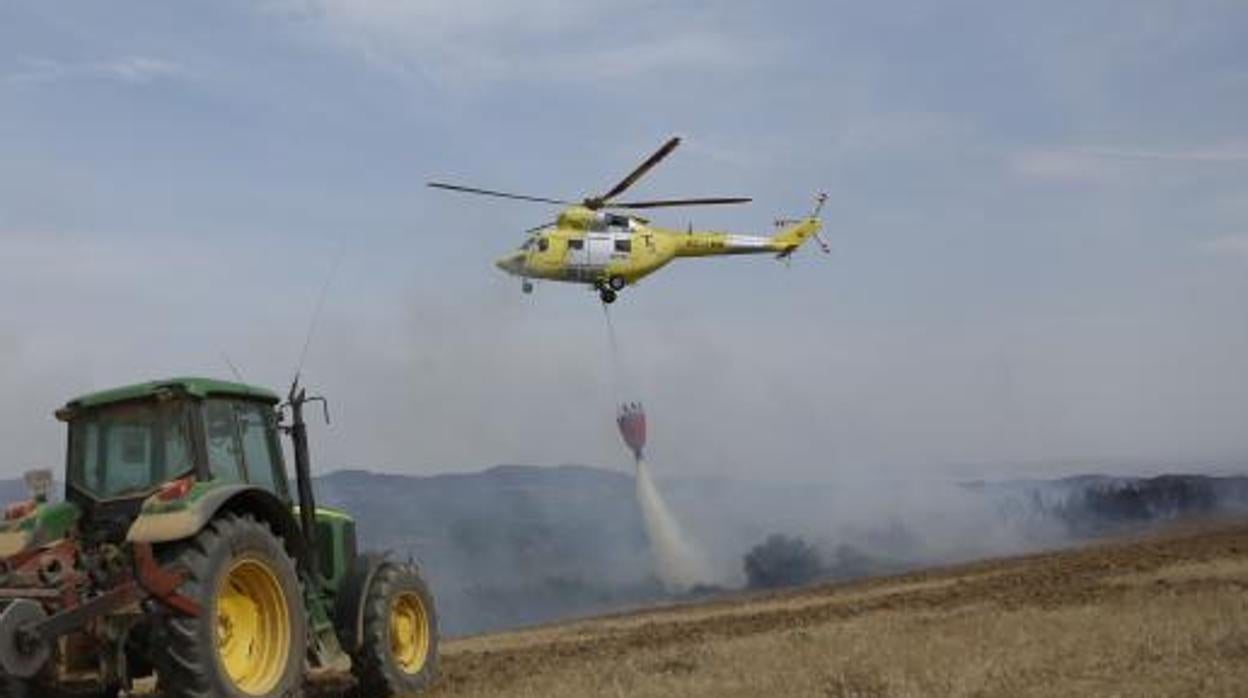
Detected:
left=292, top=241, right=346, bottom=389
left=220, top=351, right=245, bottom=382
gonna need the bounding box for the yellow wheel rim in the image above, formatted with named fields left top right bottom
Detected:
left=216, top=557, right=292, bottom=696
left=390, top=591, right=430, bottom=674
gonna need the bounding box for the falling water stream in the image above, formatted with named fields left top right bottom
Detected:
left=635, top=459, right=713, bottom=591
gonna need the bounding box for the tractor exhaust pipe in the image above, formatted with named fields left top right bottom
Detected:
left=285, top=379, right=329, bottom=582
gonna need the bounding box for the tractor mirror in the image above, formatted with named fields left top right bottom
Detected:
left=23, top=469, right=53, bottom=504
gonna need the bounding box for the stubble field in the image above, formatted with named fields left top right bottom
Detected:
left=405, top=522, right=1248, bottom=698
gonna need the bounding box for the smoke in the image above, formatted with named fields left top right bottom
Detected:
left=318, top=466, right=1248, bottom=634
left=635, top=459, right=714, bottom=591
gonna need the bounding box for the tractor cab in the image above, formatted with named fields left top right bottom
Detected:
left=57, top=379, right=290, bottom=542
left=58, top=379, right=287, bottom=516
left=62, top=380, right=289, bottom=501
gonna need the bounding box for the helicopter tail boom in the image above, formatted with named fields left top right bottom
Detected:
left=668, top=218, right=825, bottom=259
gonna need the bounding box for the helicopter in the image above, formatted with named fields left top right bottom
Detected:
left=429, top=137, right=829, bottom=303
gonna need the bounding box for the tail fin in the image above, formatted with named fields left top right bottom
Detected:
left=771, top=218, right=824, bottom=257
left=771, top=193, right=829, bottom=258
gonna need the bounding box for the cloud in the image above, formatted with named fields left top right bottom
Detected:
left=1074, top=146, right=1248, bottom=164
left=1200, top=234, right=1248, bottom=260
left=1010, top=149, right=1121, bottom=183
left=5, top=56, right=186, bottom=86
left=1011, top=143, right=1248, bottom=183
left=265, top=0, right=761, bottom=84
left=99, top=56, right=186, bottom=84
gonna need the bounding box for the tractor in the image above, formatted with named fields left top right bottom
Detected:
left=0, top=377, right=437, bottom=697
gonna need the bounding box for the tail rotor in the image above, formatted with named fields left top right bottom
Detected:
left=773, top=192, right=830, bottom=259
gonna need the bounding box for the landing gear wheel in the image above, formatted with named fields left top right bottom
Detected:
left=350, top=562, right=439, bottom=697
left=608, top=275, right=626, bottom=291
left=600, top=289, right=617, bottom=304
left=155, top=513, right=307, bottom=698
left=521, top=280, right=534, bottom=294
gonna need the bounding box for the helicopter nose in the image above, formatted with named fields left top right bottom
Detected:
left=495, top=253, right=523, bottom=274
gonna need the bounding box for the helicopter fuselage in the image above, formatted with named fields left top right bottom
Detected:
left=494, top=207, right=821, bottom=295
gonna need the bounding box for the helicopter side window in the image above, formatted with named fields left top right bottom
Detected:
left=614, top=239, right=631, bottom=253
left=568, top=239, right=584, bottom=250
left=537, top=237, right=549, bottom=252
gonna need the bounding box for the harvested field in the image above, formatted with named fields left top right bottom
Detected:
left=411, top=522, right=1248, bottom=698
left=129, top=521, right=1246, bottom=697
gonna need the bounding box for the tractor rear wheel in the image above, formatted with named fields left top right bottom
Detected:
left=350, top=563, right=438, bottom=697
left=156, top=513, right=306, bottom=698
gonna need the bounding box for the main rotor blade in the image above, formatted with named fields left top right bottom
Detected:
left=590, top=136, right=682, bottom=207
left=524, top=220, right=557, bottom=234
left=610, top=197, right=752, bottom=209
left=428, top=182, right=571, bottom=206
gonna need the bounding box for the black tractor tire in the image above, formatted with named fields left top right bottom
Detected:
left=155, top=513, right=307, bottom=698
left=350, top=562, right=438, bottom=697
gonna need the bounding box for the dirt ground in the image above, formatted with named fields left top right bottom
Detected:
left=398, top=521, right=1248, bottom=698
left=126, top=520, right=1248, bottom=697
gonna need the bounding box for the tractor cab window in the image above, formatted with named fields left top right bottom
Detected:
left=68, top=400, right=192, bottom=499
left=237, top=403, right=286, bottom=497
left=205, top=400, right=245, bottom=484
left=204, top=399, right=288, bottom=497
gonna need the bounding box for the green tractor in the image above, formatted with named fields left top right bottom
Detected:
left=0, top=377, right=437, bottom=697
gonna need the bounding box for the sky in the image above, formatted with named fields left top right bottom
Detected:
left=1, top=1, right=1246, bottom=483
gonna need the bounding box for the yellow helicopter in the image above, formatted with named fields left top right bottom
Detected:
left=429, top=137, right=828, bottom=303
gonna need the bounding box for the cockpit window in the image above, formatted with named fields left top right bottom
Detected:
left=537, top=237, right=549, bottom=252
left=589, top=213, right=632, bottom=232
left=520, top=238, right=535, bottom=251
